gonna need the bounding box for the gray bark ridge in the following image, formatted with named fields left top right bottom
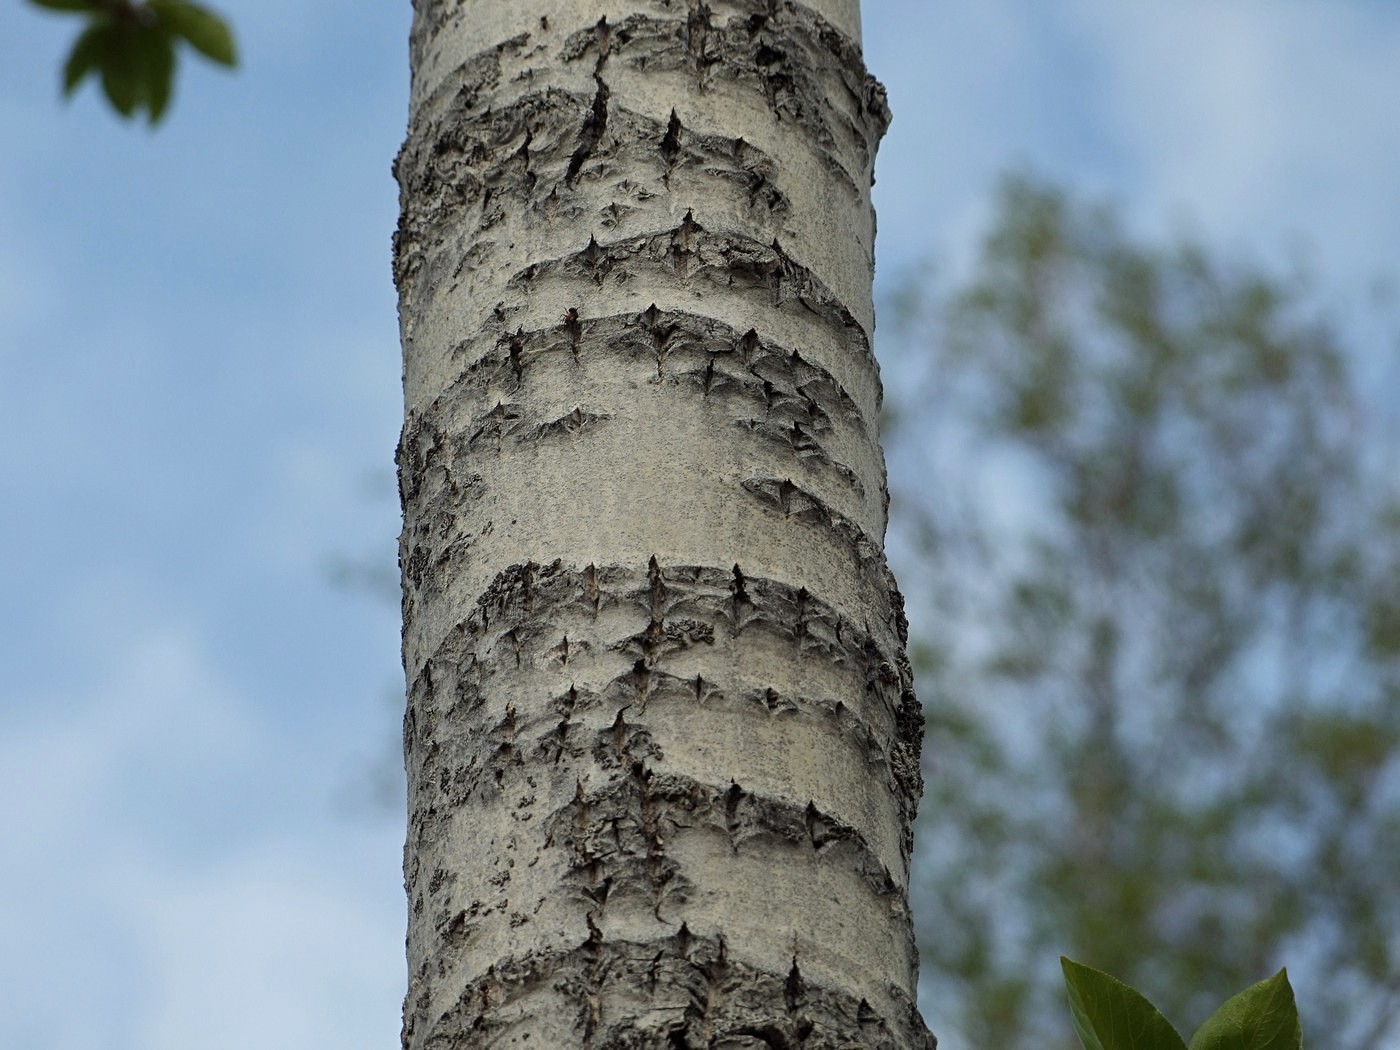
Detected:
left=395, top=2, right=934, bottom=1046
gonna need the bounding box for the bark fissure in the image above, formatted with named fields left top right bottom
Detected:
left=564, top=19, right=614, bottom=186
left=410, top=925, right=924, bottom=1049
left=399, top=557, right=927, bottom=1037
left=405, top=561, right=922, bottom=842
left=397, top=302, right=881, bottom=496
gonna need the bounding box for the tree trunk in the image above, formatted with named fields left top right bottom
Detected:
left=392, top=1, right=932, bottom=1046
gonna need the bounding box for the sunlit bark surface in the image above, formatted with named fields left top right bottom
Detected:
left=393, top=2, right=932, bottom=1045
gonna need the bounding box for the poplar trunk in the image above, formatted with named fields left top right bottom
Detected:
left=393, top=2, right=933, bottom=1045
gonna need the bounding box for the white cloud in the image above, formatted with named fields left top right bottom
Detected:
left=1069, top=1, right=1400, bottom=283
left=863, top=1, right=1400, bottom=308
left=0, top=605, right=403, bottom=1050
left=130, top=838, right=403, bottom=1050
left=0, top=606, right=255, bottom=842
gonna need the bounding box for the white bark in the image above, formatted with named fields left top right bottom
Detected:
left=394, top=2, right=933, bottom=1045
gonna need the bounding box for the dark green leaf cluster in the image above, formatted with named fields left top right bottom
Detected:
left=889, top=176, right=1400, bottom=1049
left=28, top=0, right=237, bottom=124
left=1062, top=959, right=1302, bottom=1050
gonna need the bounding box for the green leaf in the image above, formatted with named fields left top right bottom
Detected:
left=150, top=0, right=237, bottom=66
left=62, top=19, right=114, bottom=96
left=60, top=16, right=176, bottom=122
left=1187, top=970, right=1301, bottom=1050
left=28, top=0, right=101, bottom=12
left=132, top=24, right=177, bottom=124
left=54, top=3, right=223, bottom=122
left=98, top=23, right=143, bottom=117
left=1062, top=958, right=1188, bottom=1050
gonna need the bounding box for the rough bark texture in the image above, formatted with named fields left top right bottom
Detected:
left=393, top=1, right=933, bottom=1046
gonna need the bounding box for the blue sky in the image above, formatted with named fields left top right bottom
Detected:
left=3, top=3, right=1398, bottom=1047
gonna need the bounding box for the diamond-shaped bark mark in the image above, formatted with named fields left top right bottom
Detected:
left=660, top=109, right=682, bottom=181
left=641, top=303, right=679, bottom=378
left=561, top=306, right=582, bottom=360
left=548, top=634, right=571, bottom=666
left=729, top=564, right=754, bottom=631
left=529, top=406, right=611, bottom=441
left=669, top=210, right=702, bottom=279
left=468, top=401, right=522, bottom=450
left=514, top=126, right=535, bottom=194
left=724, top=781, right=745, bottom=852
left=505, top=327, right=526, bottom=385
left=549, top=684, right=578, bottom=765
left=585, top=563, right=600, bottom=611
left=740, top=475, right=832, bottom=526
left=685, top=3, right=712, bottom=66
left=701, top=356, right=718, bottom=397
left=738, top=327, right=761, bottom=366
left=582, top=237, right=609, bottom=285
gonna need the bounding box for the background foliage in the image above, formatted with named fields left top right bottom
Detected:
left=890, top=176, right=1400, bottom=1049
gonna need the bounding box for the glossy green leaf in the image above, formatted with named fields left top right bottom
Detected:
left=28, top=0, right=101, bottom=12
left=1062, top=958, right=1187, bottom=1050
left=62, top=19, right=114, bottom=95
left=151, top=0, right=237, bottom=66
left=1187, top=970, right=1301, bottom=1050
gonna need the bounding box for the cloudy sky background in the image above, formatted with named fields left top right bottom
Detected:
left=3, top=2, right=1398, bottom=1047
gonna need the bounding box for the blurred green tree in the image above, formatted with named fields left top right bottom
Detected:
left=889, top=176, right=1400, bottom=1050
